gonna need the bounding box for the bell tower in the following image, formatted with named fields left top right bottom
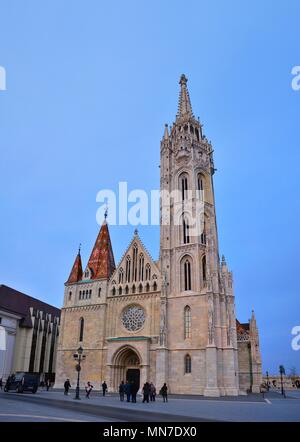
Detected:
left=159, top=75, right=239, bottom=396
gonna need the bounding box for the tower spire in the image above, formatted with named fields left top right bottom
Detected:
left=66, top=248, right=83, bottom=284
left=86, top=220, right=115, bottom=279
left=177, top=74, right=194, bottom=120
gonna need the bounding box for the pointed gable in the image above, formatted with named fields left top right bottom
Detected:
left=86, top=221, right=115, bottom=280
left=110, top=230, right=160, bottom=292
left=66, top=251, right=83, bottom=285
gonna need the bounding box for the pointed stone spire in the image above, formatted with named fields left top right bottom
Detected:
left=250, top=310, right=257, bottom=328
left=86, top=220, right=115, bottom=279
left=66, top=248, right=83, bottom=284
left=163, top=124, right=169, bottom=140
left=177, top=74, right=194, bottom=120
left=221, top=255, right=228, bottom=272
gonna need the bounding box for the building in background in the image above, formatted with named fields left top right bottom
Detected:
left=0, top=285, right=60, bottom=382
left=55, top=75, right=262, bottom=396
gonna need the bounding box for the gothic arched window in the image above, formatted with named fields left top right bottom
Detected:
left=183, top=258, right=192, bottom=291
left=145, top=263, right=151, bottom=281
left=185, top=354, right=192, bottom=374
left=197, top=174, right=204, bottom=201
left=139, top=254, right=144, bottom=281
left=179, top=173, right=189, bottom=201
left=202, top=255, right=207, bottom=281
left=125, top=256, right=131, bottom=283
left=183, top=215, right=190, bottom=244
left=118, top=268, right=124, bottom=284
left=153, top=281, right=157, bottom=291
left=119, top=286, right=122, bottom=296
left=139, top=283, right=143, bottom=293
left=184, top=306, right=191, bottom=339
left=125, top=285, right=129, bottom=295
left=79, top=317, right=84, bottom=342
left=68, top=291, right=72, bottom=301
left=112, top=287, right=116, bottom=296
left=133, top=243, right=138, bottom=282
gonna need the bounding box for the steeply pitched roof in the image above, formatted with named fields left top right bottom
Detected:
left=66, top=251, right=83, bottom=284
left=86, top=221, right=115, bottom=279
left=0, top=285, right=60, bottom=328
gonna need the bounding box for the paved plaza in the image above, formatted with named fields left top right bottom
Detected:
left=0, top=389, right=299, bottom=422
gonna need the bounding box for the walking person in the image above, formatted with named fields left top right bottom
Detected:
left=161, top=383, right=168, bottom=402
left=64, top=378, right=71, bottom=395
left=102, top=381, right=108, bottom=397
left=142, top=382, right=150, bottom=403
left=124, top=380, right=132, bottom=402
left=85, top=381, right=93, bottom=399
left=46, top=379, right=51, bottom=391
left=119, top=381, right=125, bottom=401
left=0, top=378, right=3, bottom=390
left=131, top=381, right=139, bottom=403
left=150, top=383, right=156, bottom=402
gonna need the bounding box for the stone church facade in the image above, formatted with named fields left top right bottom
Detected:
left=55, top=75, right=262, bottom=396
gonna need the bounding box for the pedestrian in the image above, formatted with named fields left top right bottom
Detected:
left=0, top=378, right=3, bottom=390
left=119, top=381, right=125, bottom=401
left=142, top=382, right=150, bottom=403
left=161, top=383, right=168, bottom=402
left=131, top=381, right=139, bottom=403
left=46, top=379, right=51, bottom=391
left=40, top=380, right=45, bottom=391
left=150, top=383, right=156, bottom=402
left=102, top=381, right=108, bottom=396
left=64, top=378, right=71, bottom=395
left=124, top=380, right=132, bottom=402
left=85, top=381, right=93, bottom=399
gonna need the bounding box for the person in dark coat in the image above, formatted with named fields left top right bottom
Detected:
left=124, top=380, right=132, bottom=402
left=119, top=381, right=125, bottom=401
left=64, top=379, right=71, bottom=395
left=0, top=378, right=3, bottom=390
left=46, top=379, right=51, bottom=391
left=142, top=382, right=150, bottom=403
left=131, top=381, right=139, bottom=403
left=161, top=383, right=168, bottom=402
left=150, top=383, right=156, bottom=402
left=102, top=381, right=108, bottom=396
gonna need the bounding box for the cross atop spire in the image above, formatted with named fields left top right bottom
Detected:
left=177, top=74, right=194, bottom=120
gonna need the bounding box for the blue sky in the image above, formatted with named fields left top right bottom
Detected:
left=0, top=0, right=299, bottom=374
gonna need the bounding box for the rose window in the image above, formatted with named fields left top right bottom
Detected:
left=122, top=305, right=145, bottom=332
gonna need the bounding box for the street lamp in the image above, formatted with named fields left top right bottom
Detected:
left=266, top=371, right=270, bottom=391
left=279, top=365, right=286, bottom=398
left=73, top=346, right=86, bottom=400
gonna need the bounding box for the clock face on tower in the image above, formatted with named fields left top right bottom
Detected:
left=122, top=305, right=145, bottom=332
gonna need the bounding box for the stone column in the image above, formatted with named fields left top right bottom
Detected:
left=203, top=345, right=220, bottom=397
left=155, top=348, right=168, bottom=391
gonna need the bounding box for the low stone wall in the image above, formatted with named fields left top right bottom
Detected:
left=262, top=375, right=300, bottom=390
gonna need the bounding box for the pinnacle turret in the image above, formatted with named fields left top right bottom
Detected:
left=177, top=74, right=194, bottom=120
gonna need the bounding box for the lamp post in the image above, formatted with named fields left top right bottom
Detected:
left=279, top=365, right=286, bottom=398
left=73, top=346, right=86, bottom=400
left=266, top=371, right=270, bottom=391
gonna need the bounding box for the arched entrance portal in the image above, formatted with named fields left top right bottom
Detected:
left=111, top=346, right=141, bottom=392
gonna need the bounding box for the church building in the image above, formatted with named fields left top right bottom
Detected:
left=55, top=75, right=262, bottom=396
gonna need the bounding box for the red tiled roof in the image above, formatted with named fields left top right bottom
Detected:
left=65, top=252, right=83, bottom=284
left=86, top=221, right=115, bottom=279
